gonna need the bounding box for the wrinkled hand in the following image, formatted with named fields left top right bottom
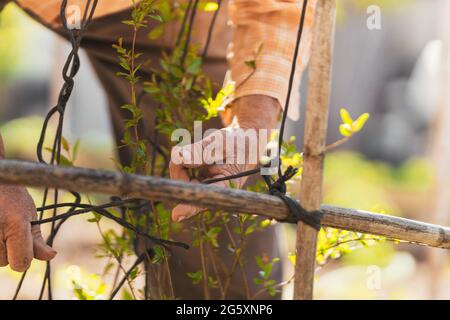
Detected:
left=169, top=95, right=280, bottom=222
left=0, top=185, right=56, bottom=272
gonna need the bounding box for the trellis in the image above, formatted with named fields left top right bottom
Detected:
left=1, top=0, right=449, bottom=300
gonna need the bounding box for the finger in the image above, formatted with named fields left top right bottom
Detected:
left=5, top=220, right=33, bottom=272
left=172, top=204, right=206, bottom=222
left=171, top=131, right=225, bottom=169
left=171, top=177, right=229, bottom=222
left=31, top=225, right=57, bottom=261
left=0, top=239, right=7, bottom=267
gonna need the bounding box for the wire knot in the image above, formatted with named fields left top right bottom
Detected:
left=267, top=166, right=298, bottom=196
left=266, top=166, right=322, bottom=230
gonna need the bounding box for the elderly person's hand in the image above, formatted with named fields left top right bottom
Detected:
left=169, top=95, right=280, bottom=222
left=0, top=137, right=56, bottom=272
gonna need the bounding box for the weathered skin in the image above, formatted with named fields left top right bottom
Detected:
left=0, top=136, right=56, bottom=272
left=169, top=95, right=281, bottom=222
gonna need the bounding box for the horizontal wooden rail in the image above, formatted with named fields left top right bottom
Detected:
left=0, top=159, right=449, bottom=249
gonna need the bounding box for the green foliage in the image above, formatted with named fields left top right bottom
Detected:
left=253, top=255, right=280, bottom=297
left=187, top=270, right=203, bottom=284
left=324, top=151, right=433, bottom=212
left=201, top=82, right=235, bottom=120
left=92, top=0, right=395, bottom=300
left=316, top=228, right=387, bottom=266
left=0, top=4, right=28, bottom=78
left=336, top=0, right=414, bottom=24
left=67, top=266, right=107, bottom=300
left=44, top=136, right=80, bottom=167
left=341, top=0, right=413, bottom=11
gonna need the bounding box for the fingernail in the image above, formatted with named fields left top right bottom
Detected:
left=177, top=216, right=186, bottom=222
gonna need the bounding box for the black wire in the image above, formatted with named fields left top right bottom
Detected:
left=201, top=0, right=222, bottom=60
left=198, top=1, right=320, bottom=230
left=181, top=0, right=200, bottom=64
left=277, top=0, right=309, bottom=178
left=201, top=0, right=310, bottom=185
left=13, top=0, right=316, bottom=301
left=175, top=0, right=194, bottom=47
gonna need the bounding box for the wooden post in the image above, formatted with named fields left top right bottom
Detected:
left=293, top=0, right=336, bottom=300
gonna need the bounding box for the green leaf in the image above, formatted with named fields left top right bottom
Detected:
left=340, top=108, right=353, bottom=125
left=122, top=289, right=134, bottom=300
left=186, top=57, right=202, bottom=74
left=206, top=226, right=222, bottom=238
left=255, top=256, right=265, bottom=270
left=148, top=24, right=165, bottom=40
left=245, top=60, right=256, bottom=70
left=187, top=271, right=203, bottom=284
left=170, top=66, right=184, bottom=78
left=144, top=85, right=160, bottom=94
left=149, top=14, right=164, bottom=23
left=61, top=136, right=70, bottom=153
left=58, top=154, right=73, bottom=167
left=72, top=139, right=80, bottom=162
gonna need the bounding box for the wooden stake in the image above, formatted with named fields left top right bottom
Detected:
left=293, top=0, right=336, bottom=300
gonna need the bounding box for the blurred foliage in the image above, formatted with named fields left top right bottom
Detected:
left=342, top=241, right=396, bottom=268
left=316, top=228, right=390, bottom=267
left=0, top=116, right=43, bottom=158
left=323, top=151, right=433, bottom=214
left=341, top=0, right=413, bottom=10
left=66, top=265, right=108, bottom=300
left=0, top=116, right=115, bottom=168
left=0, top=3, right=29, bottom=78
left=337, top=0, right=414, bottom=23
left=254, top=255, right=281, bottom=297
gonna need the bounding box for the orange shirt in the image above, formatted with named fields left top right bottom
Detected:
left=227, top=0, right=317, bottom=120
left=2, top=0, right=316, bottom=120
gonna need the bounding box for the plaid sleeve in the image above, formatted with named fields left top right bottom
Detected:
left=15, top=0, right=132, bottom=27
left=225, top=0, right=317, bottom=121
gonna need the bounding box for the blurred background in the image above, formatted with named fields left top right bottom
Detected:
left=1, top=0, right=450, bottom=299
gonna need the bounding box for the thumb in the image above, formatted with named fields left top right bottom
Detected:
left=172, top=204, right=206, bottom=222
left=171, top=177, right=230, bottom=222
left=31, top=225, right=57, bottom=261
left=172, top=130, right=225, bottom=169
left=171, top=179, right=205, bottom=222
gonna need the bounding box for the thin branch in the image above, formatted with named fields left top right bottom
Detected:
left=325, top=137, right=350, bottom=153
